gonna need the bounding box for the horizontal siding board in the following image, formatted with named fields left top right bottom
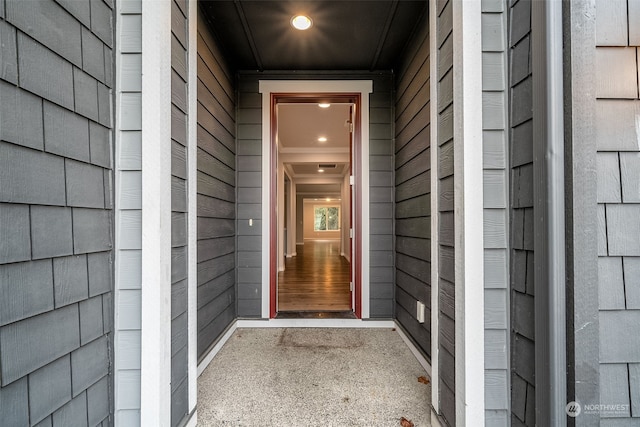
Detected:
left=198, top=270, right=234, bottom=310
left=197, top=195, right=235, bottom=219
left=197, top=237, right=235, bottom=263
left=197, top=253, right=235, bottom=286
left=396, top=172, right=430, bottom=202
left=198, top=305, right=235, bottom=357
left=198, top=218, right=235, bottom=240
left=197, top=80, right=235, bottom=135
left=198, top=147, right=235, bottom=185
left=396, top=144, right=430, bottom=183
left=396, top=305, right=431, bottom=356
left=396, top=269, right=430, bottom=303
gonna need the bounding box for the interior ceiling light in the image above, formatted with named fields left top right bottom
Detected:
left=318, top=137, right=327, bottom=142
left=318, top=169, right=325, bottom=173
left=318, top=103, right=331, bottom=108
left=291, top=15, right=312, bottom=30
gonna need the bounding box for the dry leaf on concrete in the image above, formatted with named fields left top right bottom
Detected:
left=400, top=416, right=414, bottom=427
left=418, top=376, right=430, bottom=385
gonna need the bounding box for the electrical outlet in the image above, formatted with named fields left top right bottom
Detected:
left=416, top=301, right=425, bottom=323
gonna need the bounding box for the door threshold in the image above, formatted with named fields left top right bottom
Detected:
left=275, top=311, right=356, bottom=319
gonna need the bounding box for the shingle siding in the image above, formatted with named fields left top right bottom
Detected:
left=508, top=0, right=535, bottom=424
left=196, top=7, right=237, bottom=359
left=0, top=2, right=114, bottom=425
left=595, top=1, right=640, bottom=422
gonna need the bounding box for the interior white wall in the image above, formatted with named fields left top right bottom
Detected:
left=287, top=178, right=297, bottom=257
left=341, top=170, right=351, bottom=261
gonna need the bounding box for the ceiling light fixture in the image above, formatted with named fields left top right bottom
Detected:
left=318, top=103, right=331, bottom=108
left=318, top=169, right=325, bottom=173
left=318, top=137, right=327, bottom=142
left=291, top=15, right=312, bottom=30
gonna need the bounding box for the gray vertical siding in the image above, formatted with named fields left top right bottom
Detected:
left=394, top=9, right=431, bottom=355
left=235, top=72, right=395, bottom=318
left=482, top=0, right=510, bottom=425
left=508, top=0, right=535, bottom=426
left=171, top=1, right=189, bottom=425
left=595, top=1, right=640, bottom=425
left=0, top=1, right=113, bottom=426
left=197, top=9, right=237, bottom=354
left=436, top=0, right=456, bottom=425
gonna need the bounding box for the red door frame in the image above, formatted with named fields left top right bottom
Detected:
left=269, top=92, right=363, bottom=318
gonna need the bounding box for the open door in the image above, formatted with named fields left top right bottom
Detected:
left=269, top=93, right=362, bottom=318
left=349, top=105, right=355, bottom=311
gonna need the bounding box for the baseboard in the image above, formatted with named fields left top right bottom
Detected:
left=236, top=319, right=395, bottom=328
left=183, top=410, right=197, bottom=427
left=197, top=320, right=237, bottom=377
left=394, top=321, right=432, bottom=377
left=431, top=410, right=443, bottom=427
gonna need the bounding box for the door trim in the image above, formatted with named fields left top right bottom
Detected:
left=258, top=80, right=373, bottom=319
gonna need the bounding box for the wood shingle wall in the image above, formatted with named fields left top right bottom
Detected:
left=508, top=0, right=536, bottom=425
left=0, top=0, right=114, bottom=425
left=595, top=0, right=640, bottom=423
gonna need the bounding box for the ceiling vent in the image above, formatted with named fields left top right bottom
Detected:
left=318, top=164, right=337, bottom=169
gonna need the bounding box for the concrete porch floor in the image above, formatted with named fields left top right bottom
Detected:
left=198, top=328, right=431, bottom=426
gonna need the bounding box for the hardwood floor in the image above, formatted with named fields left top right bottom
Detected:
left=277, top=240, right=352, bottom=312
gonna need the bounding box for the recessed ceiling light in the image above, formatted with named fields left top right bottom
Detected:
left=318, top=137, right=327, bottom=142
left=291, top=15, right=312, bottom=30
left=318, top=169, right=325, bottom=173
left=326, top=198, right=331, bottom=201
left=318, top=103, right=331, bottom=108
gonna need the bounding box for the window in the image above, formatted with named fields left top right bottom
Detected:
left=314, top=206, right=340, bottom=231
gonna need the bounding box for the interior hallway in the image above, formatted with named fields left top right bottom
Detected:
left=198, top=328, right=431, bottom=426
left=277, top=241, right=351, bottom=312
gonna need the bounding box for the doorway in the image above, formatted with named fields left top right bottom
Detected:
left=259, top=80, right=373, bottom=320
left=269, top=93, right=361, bottom=318
left=275, top=101, right=353, bottom=314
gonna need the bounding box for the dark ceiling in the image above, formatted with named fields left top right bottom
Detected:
left=200, top=0, right=428, bottom=72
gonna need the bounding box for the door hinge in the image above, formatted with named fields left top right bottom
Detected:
left=350, top=282, right=353, bottom=292
left=350, top=228, right=353, bottom=239
left=349, top=175, right=354, bottom=186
